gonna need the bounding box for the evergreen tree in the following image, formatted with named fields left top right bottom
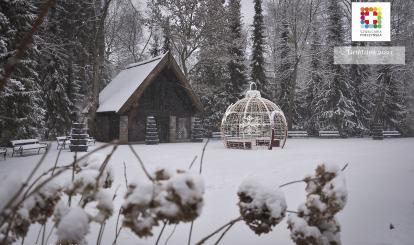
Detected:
left=348, top=44, right=371, bottom=135
left=162, top=18, right=171, bottom=54
left=150, top=33, right=161, bottom=57
left=226, top=0, right=247, bottom=101
left=373, top=62, right=406, bottom=130
left=36, top=2, right=81, bottom=139
left=315, top=0, right=356, bottom=135
left=250, top=0, right=268, bottom=97
left=302, top=22, right=323, bottom=136
left=276, top=10, right=292, bottom=122
left=193, top=0, right=230, bottom=131
left=0, top=0, right=44, bottom=143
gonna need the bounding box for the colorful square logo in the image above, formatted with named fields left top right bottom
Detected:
left=352, top=2, right=390, bottom=42
left=360, top=7, right=382, bottom=29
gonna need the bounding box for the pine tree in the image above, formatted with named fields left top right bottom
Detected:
left=348, top=44, right=370, bottom=135
left=226, top=0, right=247, bottom=101
left=373, top=63, right=406, bottom=131
left=250, top=0, right=268, bottom=97
left=0, top=0, right=44, bottom=143
left=276, top=12, right=292, bottom=122
left=37, top=2, right=81, bottom=139
left=162, top=18, right=171, bottom=54
left=302, top=23, right=323, bottom=136
left=193, top=0, right=230, bottom=132
left=315, top=0, right=356, bottom=135
left=150, top=33, right=161, bottom=57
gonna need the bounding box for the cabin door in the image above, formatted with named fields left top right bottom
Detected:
left=177, top=117, right=190, bottom=140
left=157, top=115, right=170, bottom=143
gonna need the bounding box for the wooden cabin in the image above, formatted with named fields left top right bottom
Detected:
left=95, top=52, right=203, bottom=143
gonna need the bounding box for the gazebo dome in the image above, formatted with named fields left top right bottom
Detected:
left=221, top=86, right=287, bottom=149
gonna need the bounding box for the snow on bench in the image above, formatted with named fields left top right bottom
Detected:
left=288, top=131, right=308, bottom=138
left=383, top=130, right=401, bottom=137
left=87, top=137, right=96, bottom=145
left=318, top=130, right=340, bottom=138
left=211, top=132, right=222, bottom=139
left=11, top=139, right=47, bottom=157
left=226, top=139, right=252, bottom=149
left=56, top=136, right=71, bottom=150
left=0, top=147, right=6, bottom=160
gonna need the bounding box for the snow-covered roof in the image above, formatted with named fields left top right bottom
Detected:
left=97, top=53, right=167, bottom=113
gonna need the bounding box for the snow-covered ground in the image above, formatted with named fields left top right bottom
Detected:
left=1, top=138, right=414, bottom=245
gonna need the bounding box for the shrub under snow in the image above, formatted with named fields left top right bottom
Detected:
left=237, top=179, right=287, bottom=235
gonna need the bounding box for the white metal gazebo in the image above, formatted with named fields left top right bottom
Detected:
left=221, top=84, right=287, bottom=150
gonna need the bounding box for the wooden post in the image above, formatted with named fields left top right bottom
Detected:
left=169, top=115, right=176, bottom=143
left=119, top=115, right=128, bottom=143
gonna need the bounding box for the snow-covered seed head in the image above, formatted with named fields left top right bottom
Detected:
left=288, top=163, right=347, bottom=245
left=56, top=206, right=90, bottom=245
left=237, top=179, right=287, bottom=235
left=122, top=207, right=159, bottom=238
left=22, top=181, right=61, bottom=225
left=304, top=164, right=347, bottom=215
left=10, top=209, right=31, bottom=240
left=287, top=215, right=323, bottom=245
left=121, top=181, right=159, bottom=237
left=121, top=169, right=205, bottom=237
left=93, top=189, right=114, bottom=223
left=154, top=172, right=204, bottom=223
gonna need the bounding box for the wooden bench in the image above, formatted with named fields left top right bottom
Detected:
left=0, top=147, right=7, bottom=160
left=56, top=136, right=71, bottom=150
left=87, top=137, right=96, bottom=145
left=211, top=132, right=222, bottom=139
left=288, top=131, right=308, bottom=138
left=226, top=140, right=252, bottom=149
left=383, top=130, right=401, bottom=137
left=256, top=139, right=270, bottom=146
left=319, top=130, right=340, bottom=138
left=11, top=139, right=47, bottom=157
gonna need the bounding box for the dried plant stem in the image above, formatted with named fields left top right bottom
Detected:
left=112, top=207, right=123, bottom=245
left=0, top=144, right=51, bottom=215
left=1, top=141, right=119, bottom=243
left=199, top=139, right=210, bottom=174
left=35, top=224, right=43, bottom=244
left=45, top=226, right=54, bottom=245
left=188, top=139, right=210, bottom=245
left=155, top=221, right=167, bottom=245
left=68, top=152, right=77, bottom=207
left=164, top=224, right=177, bottom=245
left=214, top=219, right=236, bottom=245
left=123, top=162, right=128, bottom=188
left=128, top=144, right=154, bottom=181
left=0, top=0, right=56, bottom=90
left=96, top=222, right=106, bottom=245
left=279, top=163, right=349, bottom=188
left=41, top=222, right=46, bottom=245
left=51, top=148, right=63, bottom=175
left=188, top=155, right=198, bottom=170
left=195, top=216, right=242, bottom=245
left=4, top=142, right=119, bottom=222
left=95, top=144, right=118, bottom=188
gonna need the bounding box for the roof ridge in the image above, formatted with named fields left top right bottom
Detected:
left=125, top=53, right=166, bottom=70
